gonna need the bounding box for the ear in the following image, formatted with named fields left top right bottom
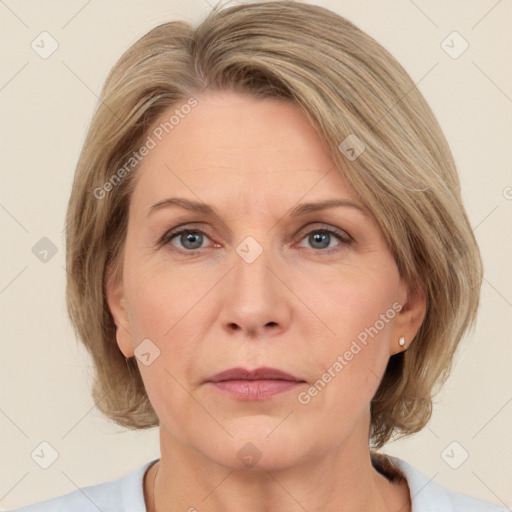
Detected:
left=388, top=279, right=427, bottom=356
left=105, top=263, right=135, bottom=358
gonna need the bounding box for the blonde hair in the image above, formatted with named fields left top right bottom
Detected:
left=65, top=0, right=482, bottom=452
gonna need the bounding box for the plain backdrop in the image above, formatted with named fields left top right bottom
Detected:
left=0, top=0, right=511, bottom=509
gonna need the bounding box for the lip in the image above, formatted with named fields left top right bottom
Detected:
left=204, top=367, right=306, bottom=401
left=206, top=367, right=304, bottom=383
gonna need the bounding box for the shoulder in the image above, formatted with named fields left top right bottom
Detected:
left=385, top=454, right=508, bottom=512
left=5, top=459, right=158, bottom=512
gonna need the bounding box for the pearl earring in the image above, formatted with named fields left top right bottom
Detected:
left=398, top=336, right=405, bottom=347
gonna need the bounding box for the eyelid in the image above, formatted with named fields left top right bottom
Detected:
left=295, top=223, right=353, bottom=243
left=157, top=223, right=215, bottom=248
left=158, top=221, right=354, bottom=255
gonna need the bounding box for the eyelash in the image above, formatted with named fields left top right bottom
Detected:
left=158, top=224, right=353, bottom=256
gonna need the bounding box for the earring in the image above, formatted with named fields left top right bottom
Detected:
left=398, top=336, right=405, bottom=347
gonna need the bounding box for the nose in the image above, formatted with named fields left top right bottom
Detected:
left=218, top=241, right=292, bottom=339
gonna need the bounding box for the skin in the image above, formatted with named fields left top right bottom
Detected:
left=106, top=90, right=426, bottom=512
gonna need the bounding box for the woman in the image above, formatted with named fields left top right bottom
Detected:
left=8, top=1, right=507, bottom=511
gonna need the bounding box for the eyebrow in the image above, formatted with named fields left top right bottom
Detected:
left=147, top=197, right=368, bottom=218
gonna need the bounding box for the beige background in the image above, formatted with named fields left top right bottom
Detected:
left=1, top=0, right=511, bottom=509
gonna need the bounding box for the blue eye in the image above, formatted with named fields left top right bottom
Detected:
left=162, top=229, right=212, bottom=251
left=298, top=227, right=352, bottom=252
left=159, top=225, right=353, bottom=256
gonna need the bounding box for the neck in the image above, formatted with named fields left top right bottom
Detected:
left=145, top=416, right=410, bottom=512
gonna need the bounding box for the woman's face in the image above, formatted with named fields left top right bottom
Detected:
left=107, top=90, right=425, bottom=470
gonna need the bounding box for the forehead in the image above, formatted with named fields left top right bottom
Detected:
left=129, top=90, right=359, bottom=212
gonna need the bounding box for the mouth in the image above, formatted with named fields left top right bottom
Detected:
left=204, top=367, right=307, bottom=401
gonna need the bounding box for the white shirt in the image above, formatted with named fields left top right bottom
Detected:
left=7, top=455, right=508, bottom=511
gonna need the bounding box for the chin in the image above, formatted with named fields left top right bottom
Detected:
left=199, top=418, right=314, bottom=472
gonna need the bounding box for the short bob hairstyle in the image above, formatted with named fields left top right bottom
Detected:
left=65, top=0, right=482, bottom=450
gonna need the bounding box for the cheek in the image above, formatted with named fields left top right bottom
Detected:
left=323, top=261, right=399, bottom=342
left=125, top=252, right=206, bottom=339
left=124, top=263, right=203, bottom=437
left=308, top=265, right=399, bottom=401
left=123, top=253, right=220, bottom=389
